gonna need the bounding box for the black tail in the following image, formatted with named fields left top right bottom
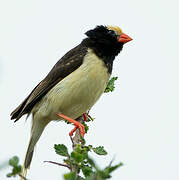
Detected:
left=10, top=97, right=29, bottom=121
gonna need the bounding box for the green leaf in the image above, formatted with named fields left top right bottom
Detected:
left=104, top=77, right=118, bottom=93
left=105, top=162, right=123, bottom=174
left=80, top=136, right=86, bottom=145
left=64, top=172, right=76, bottom=180
left=98, top=162, right=123, bottom=179
left=6, top=173, right=13, bottom=177
left=12, top=165, right=22, bottom=174
left=7, top=157, right=22, bottom=178
left=81, top=165, right=93, bottom=177
left=54, top=144, right=69, bottom=157
left=75, top=144, right=82, bottom=153
left=71, top=151, right=84, bottom=163
left=98, top=170, right=111, bottom=179
left=77, top=177, right=85, bottom=180
left=92, top=146, right=107, bottom=155
left=83, top=145, right=93, bottom=153
left=9, top=156, right=19, bottom=167
left=83, top=122, right=89, bottom=133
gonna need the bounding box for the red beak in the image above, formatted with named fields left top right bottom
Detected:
left=117, top=33, right=133, bottom=43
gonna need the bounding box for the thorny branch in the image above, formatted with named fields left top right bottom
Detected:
left=70, top=116, right=84, bottom=177
left=70, top=117, right=83, bottom=148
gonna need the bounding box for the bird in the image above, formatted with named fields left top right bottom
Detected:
left=10, top=25, right=132, bottom=179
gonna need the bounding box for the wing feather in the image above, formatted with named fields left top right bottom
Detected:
left=11, top=44, right=88, bottom=121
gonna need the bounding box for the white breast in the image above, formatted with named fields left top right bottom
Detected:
left=32, top=48, right=110, bottom=121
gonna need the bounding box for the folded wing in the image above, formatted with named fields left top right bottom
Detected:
left=11, top=45, right=87, bottom=122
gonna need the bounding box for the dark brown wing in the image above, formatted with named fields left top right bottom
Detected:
left=11, top=44, right=88, bottom=121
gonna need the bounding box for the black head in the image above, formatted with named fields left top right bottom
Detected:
left=82, top=25, right=132, bottom=73
left=85, top=25, right=129, bottom=57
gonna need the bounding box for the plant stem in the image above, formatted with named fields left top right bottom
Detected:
left=44, top=161, right=70, bottom=169
left=71, top=117, right=83, bottom=147
left=70, top=116, right=83, bottom=177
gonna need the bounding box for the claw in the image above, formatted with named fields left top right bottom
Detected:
left=69, top=126, right=78, bottom=136
left=57, top=113, right=85, bottom=137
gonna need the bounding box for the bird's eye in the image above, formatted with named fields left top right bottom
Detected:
left=108, top=30, right=116, bottom=37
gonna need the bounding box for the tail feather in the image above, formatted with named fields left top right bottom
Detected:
left=24, top=148, right=34, bottom=169
left=20, top=149, right=34, bottom=180
left=20, top=117, right=49, bottom=180
left=11, top=96, right=29, bottom=121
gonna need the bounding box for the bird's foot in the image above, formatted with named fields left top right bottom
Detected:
left=56, top=113, right=85, bottom=137
left=83, top=113, right=87, bottom=121
left=69, top=113, right=87, bottom=136
left=69, top=126, right=78, bottom=136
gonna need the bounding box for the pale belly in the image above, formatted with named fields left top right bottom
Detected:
left=32, top=49, right=110, bottom=121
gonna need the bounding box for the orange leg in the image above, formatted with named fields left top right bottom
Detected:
left=69, top=113, right=88, bottom=136
left=69, top=126, right=78, bottom=136
left=83, top=113, right=87, bottom=121
left=57, top=113, right=85, bottom=137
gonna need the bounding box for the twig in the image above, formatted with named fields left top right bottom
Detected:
left=70, top=116, right=83, bottom=176
left=71, top=117, right=83, bottom=148
left=44, top=161, right=70, bottom=169
left=19, top=174, right=28, bottom=180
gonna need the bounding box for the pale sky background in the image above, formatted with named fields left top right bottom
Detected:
left=0, top=0, right=179, bottom=179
